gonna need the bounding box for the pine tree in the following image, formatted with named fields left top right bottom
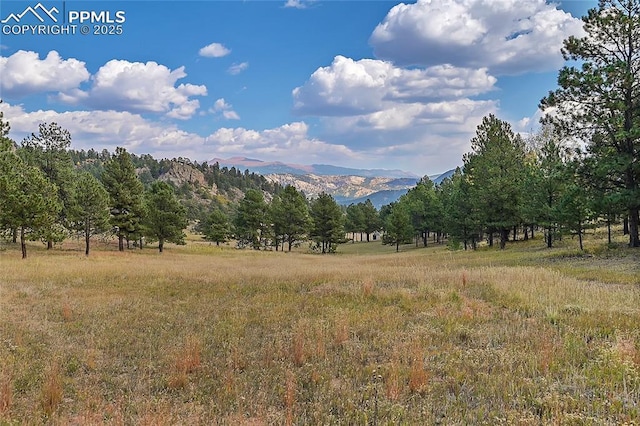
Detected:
left=234, top=189, right=268, bottom=249
left=0, top=151, right=60, bottom=258
left=382, top=203, right=413, bottom=252
left=270, top=185, right=311, bottom=251
left=541, top=0, right=640, bottom=247
left=309, top=192, right=344, bottom=253
left=201, top=208, right=232, bottom=246
left=101, top=147, right=145, bottom=251
left=68, top=171, right=110, bottom=256
left=463, top=114, right=526, bottom=249
left=20, top=122, right=75, bottom=249
left=143, top=181, right=188, bottom=253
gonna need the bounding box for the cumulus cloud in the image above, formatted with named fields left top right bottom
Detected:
left=0, top=50, right=90, bottom=98
left=293, top=55, right=496, bottom=116
left=64, top=60, right=207, bottom=119
left=210, top=98, right=240, bottom=120
left=370, top=0, right=584, bottom=75
left=0, top=101, right=207, bottom=158
left=283, top=0, right=318, bottom=9
left=227, top=62, right=249, bottom=75
left=291, top=54, right=501, bottom=171
left=205, top=122, right=358, bottom=163
left=199, top=42, right=231, bottom=58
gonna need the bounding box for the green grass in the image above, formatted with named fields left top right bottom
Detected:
left=0, top=234, right=639, bottom=423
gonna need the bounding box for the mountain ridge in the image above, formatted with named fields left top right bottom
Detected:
left=208, top=157, right=421, bottom=179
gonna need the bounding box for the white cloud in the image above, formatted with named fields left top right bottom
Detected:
left=210, top=98, right=240, bottom=120
left=290, top=52, right=501, bottom=172
left=293, top=55, right=496, bottom=116
left=283, top=0, right=318, bottom=9
left=0, top=50, right=90, bottom=98
left=205, top=122, right=358, bottom=163
left=227, top=62, right=249, bottom=75
left=0, top=101, right=208, bottom=158
left=64, top=59, right=207, bottom=119
left=199, top=42, right=231, bottom=58
left=370, top=0, right=585, bottom=75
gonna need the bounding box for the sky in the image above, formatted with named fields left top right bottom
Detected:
left=0, top=0, right=597, bottom=176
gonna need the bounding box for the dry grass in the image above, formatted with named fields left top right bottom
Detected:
left=0, top=237, right=639, bottom=423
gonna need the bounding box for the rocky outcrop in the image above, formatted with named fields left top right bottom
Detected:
left=159, top=161, right=207, bottom=187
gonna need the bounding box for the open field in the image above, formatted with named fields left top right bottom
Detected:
left=1, top=236, right=640, bottom=424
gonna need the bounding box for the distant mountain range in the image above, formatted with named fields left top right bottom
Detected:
left=207, top=156, right=455, bottom=208
left=208, top=157, right=420, bottom=179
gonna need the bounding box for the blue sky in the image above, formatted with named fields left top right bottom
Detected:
left=1, top=0, right=596, bottom=175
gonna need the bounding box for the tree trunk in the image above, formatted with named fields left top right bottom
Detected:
left=21, top=226, right=27, bottom=259
left=216, top=241, right=220, bottom=246
left=159, top=238, right=164, bottom=253
left=524, top=227, right=529, bottom=241
left=578, top=221, right=583, bottom=251
left=396, top=240, right=399, bottom=252
left=118, top=235, right=124, bottom=252
left=546, top=226, right=553, bottom=248
left=624, top=216, right=629, bottom=235
left=85, top=220, right=90, bottom=256
left=607, top=216, right=612, bottom=245
left=499, top=228, right=508, bottom=250
left=530, top=225, right=535, bottom=239
left=488, top=232, right=493, bottom=247
left=288, top=238, right=293, bottom=252
left=12, top=228, right=17, bottom=244
left=628, top=208, right=640, bottom=247
left=47, top=239, right=53, bottom=250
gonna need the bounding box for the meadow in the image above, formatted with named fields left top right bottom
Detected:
left=1, top=233, right=639, bottom=424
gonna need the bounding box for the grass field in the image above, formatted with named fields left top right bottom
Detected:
left=1, top=233, right=639, bottom=424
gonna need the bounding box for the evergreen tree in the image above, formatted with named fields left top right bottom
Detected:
left=101, top=147, right=145, bottom=251
left=382, top=203, right=413, bottom=252
left=0, top=151, right=60, bottom=258
left=68, top=171, right=110, bottom=256
left=541, top=0, right=640, bottom=247
left=309, top=192, right=344, bottom=253
left=361, top=199, right=382, bottom=242
left=463, top=114, right=526, bottom=249
left=345, top=203, right=366, bottom=241
left=440, top=168, right=482, bottom=250
left=201, top=208, right=232, bottom=246
left=270, top=185, right=311, bottom=251
left=234, top=189, right=268, bottom=249
left=143, top=181, right=188, bottom=253
left=20, top=122, right=75, bottom=248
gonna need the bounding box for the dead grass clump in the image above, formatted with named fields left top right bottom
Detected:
left=385, top=361, right=401, bottom=401
left=0, top=373, right=12, bottom=416
left=292, top=328, right=306, bottom=367
left=614, top=334, right=640, bottom=366
left=408, top=347, right=428, bottom=394
left=361, top=278, right=375, bottom=298
left=284, top=370, right=296, bottom=426
left=168, top=335, right=202, bottom=389
left=333, top=317, right=349, bottom=347
left=61, top=303, right=73, bottom=322
left=41, top=362, right=63, bottom=416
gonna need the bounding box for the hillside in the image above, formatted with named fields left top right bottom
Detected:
left=70, top=150, right=282, bottom=221
left=264, top=169, right=456, bottom=207
left=210, top=157, right=419, bottom=179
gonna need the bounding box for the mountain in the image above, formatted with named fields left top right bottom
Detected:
left=208, top=157, right=419, bottom=179
left=207, top=156, right=456, bottom=208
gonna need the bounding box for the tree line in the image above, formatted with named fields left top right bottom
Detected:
left=1, top=0, right=638, bottom=255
